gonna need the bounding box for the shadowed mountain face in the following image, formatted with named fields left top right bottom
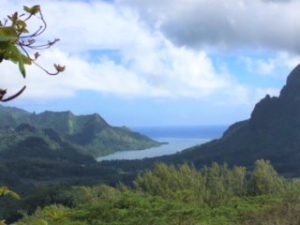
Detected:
left=0, top=107, right=160, bottom=157
left=164, top=64, right=300, bottom=176
left=0, top=110, right=147, bottom=194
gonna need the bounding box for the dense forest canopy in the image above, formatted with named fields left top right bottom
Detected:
left=9, top=161, right=300, bottom=225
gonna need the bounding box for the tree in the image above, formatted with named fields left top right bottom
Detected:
left=0, top=187, right=20, bottom=225
left=0, top=5, right=65, bottom=102
left=250, top=159, right=285, bottom=195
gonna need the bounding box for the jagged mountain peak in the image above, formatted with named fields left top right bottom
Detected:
left=286, top=63, right=300, bottom=87
left=280, top=63, right=300, bottom=100
left=167, top=63, right=300, bottom=177
left=89, top=113, right=108, bottom=125
left=250, top=64, right=300, bottom=130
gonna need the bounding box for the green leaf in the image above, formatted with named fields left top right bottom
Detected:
left=31, top=5, right=41, bottom=15
left=0, top=41, right=10, bottom=48
left=16, top=20, right=28, bottom=33
left=3, top=45, right=19, bottom=63
left=0, top=27, right=18, bottom=42
left=16, top=20, right=26, bottom=28
left=0, top=36, right=16, bottom=42
left=23, top=5, right=41, bottom=15
left=3, top=45, right=26, bottom=77
left=18, top=54, right=26, bottom=78
left=23, top=6, right=31, bottom=14
left=22, top=54, right=32, bottom=65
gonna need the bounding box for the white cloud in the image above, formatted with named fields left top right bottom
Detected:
left=1, top=45, right=233, bottom=100
left=242, top=57, right=277, bottom=76
left=0, top=0, right=285, bottom=107
left=241, top=52, right=300, bottom=77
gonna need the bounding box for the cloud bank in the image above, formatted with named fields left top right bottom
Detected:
left=118, top=0, right=300, bottom=52
left=1, top=0, right=299, bottom=106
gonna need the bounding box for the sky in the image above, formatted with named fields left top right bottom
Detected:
left=1, top=0, right=300, bottom=126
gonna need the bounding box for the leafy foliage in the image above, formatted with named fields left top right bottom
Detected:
left=0, top=187, right=20, bottom=225
left=0, top=187, right=19, bottom=200
left=134, top=161, right=284, bottom=207
left=0, top=5, right=64, bottom=102
left=10, top=160, right=300, bottom=225
left=249, top=159, right=285, bottom=195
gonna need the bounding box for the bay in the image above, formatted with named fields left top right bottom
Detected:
left=97, top=125, right=227, bottom=161
left=97, top=137, right=208, bottom=161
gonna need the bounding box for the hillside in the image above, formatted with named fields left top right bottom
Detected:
left=157, top=64, right=300, bottom=176
left=0, top=106, right=161, bottom=157
left=12, top=161, right=300, bottom=225
left=0, top=123, right=128, bottom=195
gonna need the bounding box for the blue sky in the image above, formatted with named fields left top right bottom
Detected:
left=2, top=0, right=300, bottom=126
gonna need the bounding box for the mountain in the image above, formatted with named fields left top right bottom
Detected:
left=0, top=123, right=93, bottom=163
left=0, top=106, right=161, bottom=157
left=159, top=64, right=300, bottom=176
left=0, top=107, right=158, bottom=195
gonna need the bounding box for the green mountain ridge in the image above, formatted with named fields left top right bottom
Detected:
left=0, top=106, right=161, bottom=157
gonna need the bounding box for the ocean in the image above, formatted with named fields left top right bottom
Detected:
left=97, top=125, right=227, bottom=161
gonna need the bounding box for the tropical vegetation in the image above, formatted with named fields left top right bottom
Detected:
left=3, top=160, right=300, bottom=225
